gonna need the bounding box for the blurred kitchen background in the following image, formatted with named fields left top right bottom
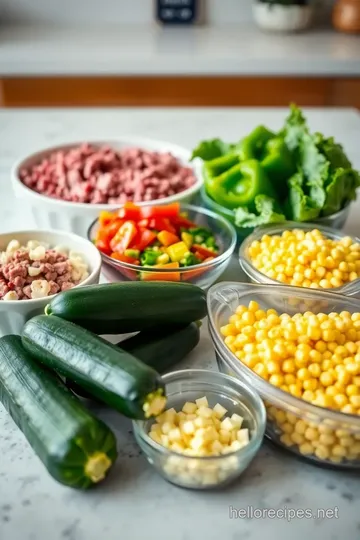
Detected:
left=0, top=0, right=359, bottom=108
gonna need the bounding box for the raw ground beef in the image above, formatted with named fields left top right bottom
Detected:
left=19, top=144, right=197, bottom=204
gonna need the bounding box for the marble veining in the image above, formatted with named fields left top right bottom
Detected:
left=0, top=107, right=360, bottom=540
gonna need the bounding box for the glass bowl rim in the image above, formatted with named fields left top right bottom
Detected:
left=239, top=221, right=360, bottom=296
left=88, top=203, right=237, bottom=274
left=207, top=281, right=360, bottom=428
left=132, top=368, right=266, bottom=461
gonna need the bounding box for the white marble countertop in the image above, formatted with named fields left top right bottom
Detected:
left=0, top=24, right=359, bottom=76
left=1, top=107, right=360, bottom=540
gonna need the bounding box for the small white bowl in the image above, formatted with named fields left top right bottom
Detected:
left=0, top=229, right=102, bottom=337
left=11, top=138, right=203, bottom=237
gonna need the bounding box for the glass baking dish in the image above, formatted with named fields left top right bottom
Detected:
left=207, top=281, right=360, bottom=469
left=239, top=221, right=360, bottom=297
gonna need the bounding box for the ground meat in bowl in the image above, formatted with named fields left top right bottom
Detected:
left=19, top=144, right=197, bottom=204
left=0, top=240, right=89, bottom=300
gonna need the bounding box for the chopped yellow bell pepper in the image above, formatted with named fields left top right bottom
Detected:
left=181, top=232, right=193, bottom=249
left=167, top=241, right=189, bottom=263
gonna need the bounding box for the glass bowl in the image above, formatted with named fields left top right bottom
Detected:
left=239, top=221, right=360, bottom=297
left=201, top=185, right=351, bottom=245
left=207, top=281, right=360, bottom=469
left=133, top=369, right=266, bottom=489
left=88, top=204, right=237, bottom=289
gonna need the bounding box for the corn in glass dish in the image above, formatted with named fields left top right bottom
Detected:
left=207, top=282, right=360, bottom=469
left=239, top=222, right=360, bottom=297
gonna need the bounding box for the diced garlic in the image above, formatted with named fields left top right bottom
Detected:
left=168, top=428, right=182, bottom=442
left=29, top=245, right=46, bottom=261
left=197, top=406, right=213, bottom=419
left=190, top=437, right=205, bottom=451
left=213, top=403, right=228, bottom=419
left=149, top=432, right=161, bottom=444
left=161, top=435, right=170, bottom=447
left=28, top=266, right=42, bottom=277
left=230, top=440, right=243, bottom=451
left=230, top=413, right=244, bottom=429
left=211, top=440, right=223, bottom=454
left=30, top=280, right=50, bottom=299
left=220, top=417, right=234, bottom=432
left=182, top=421, right=195, bottom=435
left=53, top=245, right=69, bottom=255
left=237, top=428, right=250, bottom=445
left=171, top=442, right=185, bottom=453
left=182, top=402, right=197, bottom=414
left=27, top=240, right=40, bottom=250
left=6, top=240, right=20, bottom=253
left=194, top=416, right=211, bottom=428
left=3, top=291, right=18, bottom=301
left=219, top=429, right=231, bottom=444
left=164, top=408, right=177, bottom=423
left=195, top=396, right=209, bottom=408
left=161, top=421, right=174, bottom=435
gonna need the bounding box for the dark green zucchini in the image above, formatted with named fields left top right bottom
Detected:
left=0, top=335, right=117, bottom=489
left=22, top=316, right=166, bottom=420
left=66, top=322, right=201, bottom=399
left=119, top=322, right=201, bottom=373
left=44, top=282, right=207, bottom=334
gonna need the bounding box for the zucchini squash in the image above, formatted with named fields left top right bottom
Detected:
left=44, top=282, right=207, bottom=334
left=0, top=335, right=117, bottom=489
left=119, top=322, right=201, bottom=374
left=22, top=316, right=166, bottom=419
left=67, top=322, right=201, bottom=399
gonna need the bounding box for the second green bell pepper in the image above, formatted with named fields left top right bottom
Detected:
left=237, top=126, right=295, bottom=193
left=205, top=159, right=276, bottom=210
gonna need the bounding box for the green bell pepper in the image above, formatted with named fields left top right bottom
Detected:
left=204, top=153, right=240, bottom=178
left=205, top=159, right=275, bottom=210
left=237, top=126, right=295, bottom=193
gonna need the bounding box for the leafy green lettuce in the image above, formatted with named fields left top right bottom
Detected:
left=285, top=172, right=321, bottom=222
left=235, top=195, right=285, bottom=228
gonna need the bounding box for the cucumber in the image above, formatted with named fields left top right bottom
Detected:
left=44, top=282, right=207, bottom=334
left=0, top=335, right=117, bottom=489
left=66, top=323, right=201, bottom=399
left=22, top=315, right=166, bottom=420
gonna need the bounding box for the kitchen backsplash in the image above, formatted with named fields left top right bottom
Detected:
left=0, top=0, right=335, bottom=26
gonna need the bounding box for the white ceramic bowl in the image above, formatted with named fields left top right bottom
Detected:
left=0, top=229, right=102, bottom=337
left=11, top=138, right=203, bottom=237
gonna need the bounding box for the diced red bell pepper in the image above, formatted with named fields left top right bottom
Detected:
left=103, top=218, right=125, bottom=240
left=138, top=219, right=150, bottom=228
left=172, top=215, right=197, bottom=230
left=111, top=252, right=139, bottom=265
left=192, top=244, right=217, bottom=259
left=149, top=217, right=177, bottom=235
left=140, top=203, right=180, bottom=220
left=95, top=238, right=112, bottom=256
left=193, top=250, right=205, bottom=262
left=131, top=228, right=157, bottom=251
left=118, top=202, right=142, bottom=221
left=110, top=221, right=138, bottom=253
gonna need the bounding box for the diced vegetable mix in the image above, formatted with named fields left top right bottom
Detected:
left=150, top=396, right=250, bottom=487
left=248, top=228, right=360, bottom=289
left=95, top=202, right=220, bottom=281
left=192, top=105, right=360, bottom=227
left=221, top=301, right=360, bottom=464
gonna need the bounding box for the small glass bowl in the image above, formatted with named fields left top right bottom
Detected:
left=201, top=185, right=351, bottom=245
left=88, top=204, right=236, bottom=290
left=239, top=221, right=360, bottom=297
left=207, top=281, right=360, bottom=469
left=133, top=369, right=266, bottom=490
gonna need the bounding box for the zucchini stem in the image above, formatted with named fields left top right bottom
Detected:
left=85, top=453, right=112, bottom=483
left=143, top=388, right=167, bottom=419
left=44, top=304, right=51, bottom=316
